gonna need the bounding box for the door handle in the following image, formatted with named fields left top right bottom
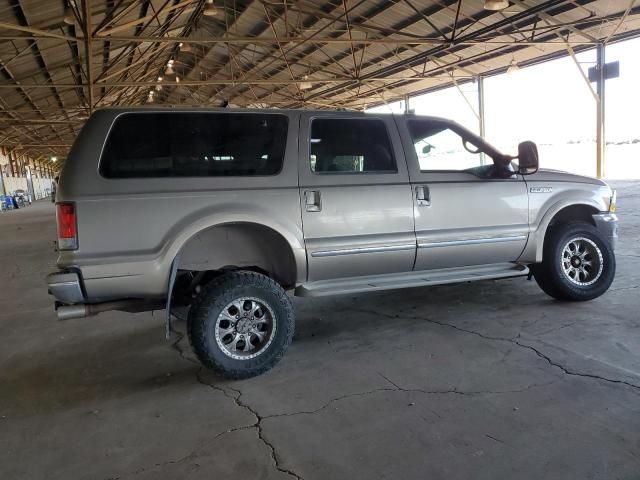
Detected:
left=416, top=185, right=431, bottom=207
left=305, top=190, right=322, bottom=212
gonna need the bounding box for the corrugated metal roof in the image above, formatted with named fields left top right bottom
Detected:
left=0, top=0, right=639, bottom=164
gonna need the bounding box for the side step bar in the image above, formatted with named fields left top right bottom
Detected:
left=295, top=263, right=529, bottom=297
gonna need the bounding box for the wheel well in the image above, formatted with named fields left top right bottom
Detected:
left=548, top=204, right=598, bottom=231
left=175, top=223, right=297, bottom=290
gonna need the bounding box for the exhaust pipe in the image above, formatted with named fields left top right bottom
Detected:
left=56, top=300, right=165, bottom=321
left=57, top=304, right=90, bottom=320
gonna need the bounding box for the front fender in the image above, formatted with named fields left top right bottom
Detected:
left=519, top=183, right=611, bottom=263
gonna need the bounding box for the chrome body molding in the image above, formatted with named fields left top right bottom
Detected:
left=418, top=235, right=528, bottom=249
left=310, top=244, right=416, bottom=258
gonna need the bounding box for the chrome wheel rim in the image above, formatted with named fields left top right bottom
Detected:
left=215, top=297, right=276, bottom=360
left=561, top=237, right=604, bottom=286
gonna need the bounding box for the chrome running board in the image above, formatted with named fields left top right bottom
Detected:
left=295, top=263, right=529, bottom=297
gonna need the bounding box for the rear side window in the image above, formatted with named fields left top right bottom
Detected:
left=100, top=112, right=288, bottom=178
left=310, top=118, right=397, bottom=174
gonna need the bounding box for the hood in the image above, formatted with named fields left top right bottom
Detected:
left=526, top=168, right=608, bottom=186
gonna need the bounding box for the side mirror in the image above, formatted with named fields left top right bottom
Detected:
left=422, top=143, right=434, bottom=155
left=517, top=141, right=539, bottom=175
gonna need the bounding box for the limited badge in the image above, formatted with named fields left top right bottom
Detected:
left=530, top=187, right=553, bottom=193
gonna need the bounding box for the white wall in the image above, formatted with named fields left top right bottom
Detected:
left=2, top=176, right=53, bottom=200
left=0, top=147, right=54, bottom=200
left=33, top=177, right=53, bottom=199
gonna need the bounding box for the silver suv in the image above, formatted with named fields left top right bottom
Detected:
left=48, top=108, right=618, bottom=378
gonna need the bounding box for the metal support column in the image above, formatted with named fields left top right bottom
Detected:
left=0, top=162, right=6, bottom=196
left=83, top=0, right=94, bottom=114
left=404, top=94, right=410, bottom=113
left=478, top=76, right=487, bottom=165
left=477, top=76, right=486, bottom=139
left=8, top=150, right=15, bottom=176
left=596, top=43, right=605, bottom=179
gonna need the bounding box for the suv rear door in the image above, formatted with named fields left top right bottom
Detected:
left=396, top=116, right=529, bottom=271
left=298, top=113, right=415, bottom=282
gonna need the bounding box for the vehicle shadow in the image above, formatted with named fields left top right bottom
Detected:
left=0, top=278, right=565, bottom=417
left=292, top=277, right=553, bottom=345
left=0, top=322, right=199, bottom=417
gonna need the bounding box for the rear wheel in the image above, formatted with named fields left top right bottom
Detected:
left=532, top=221, right=615, bottom=301
left=187, top=271, right=294, bottom=379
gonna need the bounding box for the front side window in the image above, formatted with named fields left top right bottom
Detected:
left=408, top=119, right=484, bottom=172
left=100, top=112, right=288, bottom=178
left=310, top=118, right=397, bottom=174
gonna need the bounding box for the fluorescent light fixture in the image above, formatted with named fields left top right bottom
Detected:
left=507, top=59, right=520, bottom=74
left=484, top=0, right=509, bottom=10
left=63, top=7, right=75, bottom=24
left=299, top=75, right=313, bottom=90
left=203, top=0, right=219, bottom=16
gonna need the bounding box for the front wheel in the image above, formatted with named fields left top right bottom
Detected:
left=532, top=221, right=615, bottom=301
left=187, top=271, right=295, bottom=379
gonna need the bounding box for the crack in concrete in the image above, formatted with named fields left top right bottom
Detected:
left=164, top=326, right=556, bottom=480
left=168, top=326, right=199, bottom=366
left=610, top=285, right=640, bottom=292
left=153, top=303, right=639, bottom=480
left=485, top=434, right=506, bottom=445
left=258, top=379, right=558, bottom=422
left=195, top=371, right=304, bottom=480
left=352, top=307, right=640, bottom=393
left=533, top=321, right=579, bottom=336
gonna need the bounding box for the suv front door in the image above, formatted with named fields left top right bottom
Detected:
left=396, top=117, right=529, bottom=271
left=299, top=113, right=415, bottom=282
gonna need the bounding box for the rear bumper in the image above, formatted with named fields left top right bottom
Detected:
left=592, top=213, right=618, bottom=250
left=47, top=271, right=85, bottom=304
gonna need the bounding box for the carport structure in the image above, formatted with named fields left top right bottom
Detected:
left=2, top=3, right=640, bottom=480
left=0, top=0, right=639, bottom=174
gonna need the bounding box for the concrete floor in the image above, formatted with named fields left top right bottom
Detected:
left=1, top=181, right=639, bottom=480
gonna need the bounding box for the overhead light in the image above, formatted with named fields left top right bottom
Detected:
left=203, top=0, right=219, bottom=16
left=157, top=76, right=163, bottom=82
left=165, top=65, right=175, bottom=75
left=484, top=0, right=509, bottom=10
left=299, top=75, right=313, bottom=91
left=180, top=42, right=193, bottom=53
left=63, top=7, right=75, bottom=24
left=155, top=84, right=163, bottom=91
left=175, top=76, right=180, bottom=83
left=507, top=58, right=520, bottom=74
left=51, top=156, right=57, bottom=162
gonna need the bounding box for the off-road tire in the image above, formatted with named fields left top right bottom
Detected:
left=532, top=221, right=615, bottom=301
left=187, top=271, right=294, bottom=379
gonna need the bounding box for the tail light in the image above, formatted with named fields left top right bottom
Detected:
left=56, top=202, right=78, bottom=250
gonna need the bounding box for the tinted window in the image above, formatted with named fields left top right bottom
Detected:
left=310, top=118, right=397, bottom=174
left=407, top=119, right=483, bottom=172
left=100, top=112, right=288, bottom=178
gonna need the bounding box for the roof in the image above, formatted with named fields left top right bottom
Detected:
left=1, top=0, right=639, bottom=166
